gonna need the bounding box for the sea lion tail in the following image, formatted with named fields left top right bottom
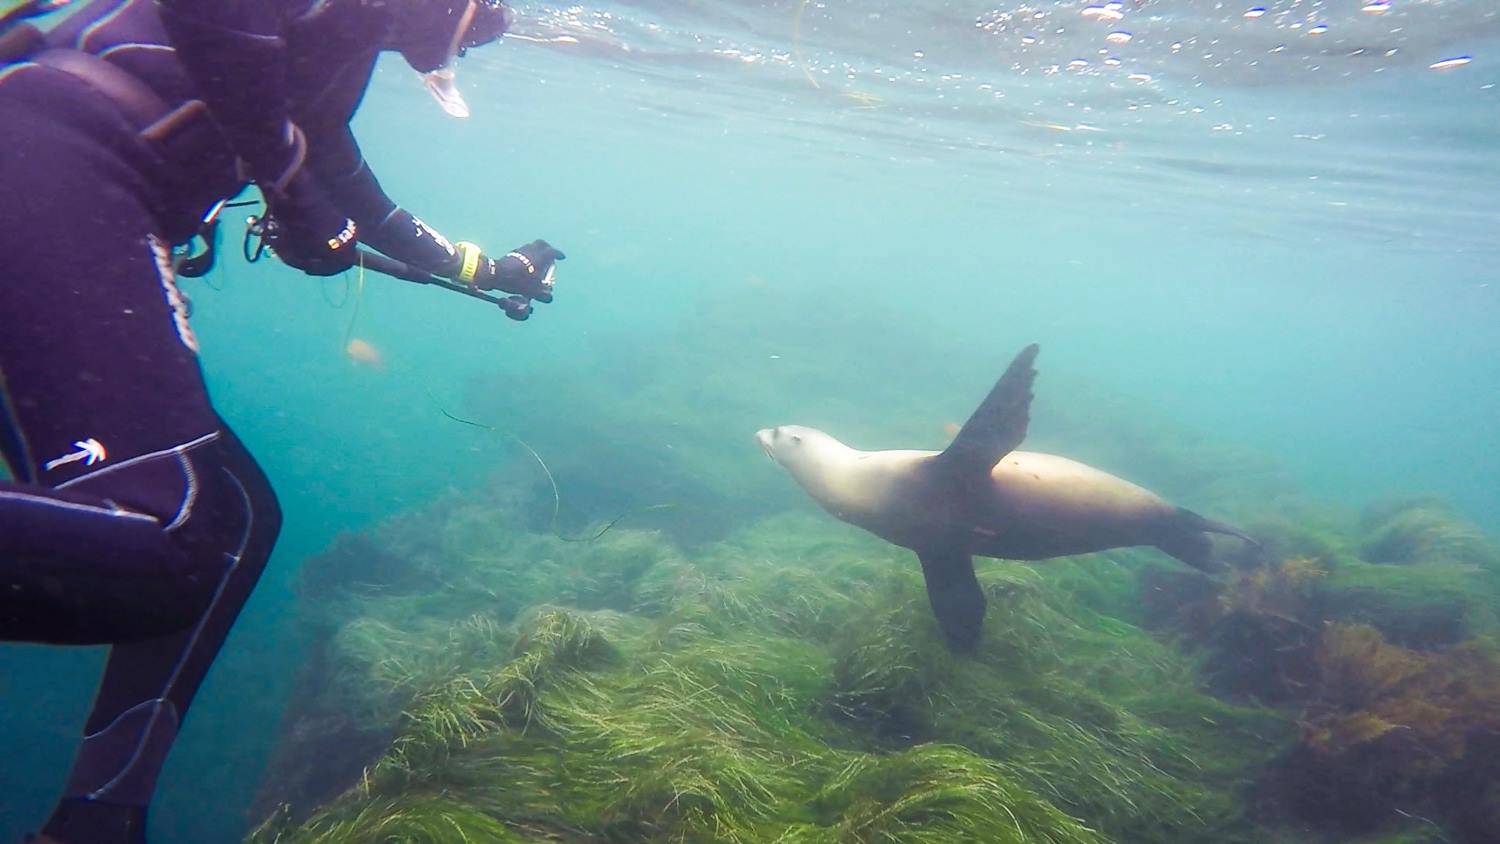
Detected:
left=1185, top=510, right=1261, bottom=549
left=1156, top=509, right=1260, bottom=572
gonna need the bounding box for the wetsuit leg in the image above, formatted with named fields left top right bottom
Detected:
left=0, top=104, right=282, bottom=843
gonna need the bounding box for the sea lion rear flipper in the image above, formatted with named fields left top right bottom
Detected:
left=1156, top=509, right=1263, bottom=572
left=933, top=344, right=1039, bottom=479
left=916, top=547, right=986, bottom=651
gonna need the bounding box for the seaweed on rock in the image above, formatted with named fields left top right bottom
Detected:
left=1358, top=498, right=1500, bottom=570
left=1150, top=498, right=1500, bottom=709
left=1342, top=499, right=1500, bottom=646
left=824, top=560, right=1287, bottom=844
left=253, top=515, right=1290, bottom=844
left=252, top=518, right=683, bottom=823
left=804, top=745, right=1106, bottom=844
left=1260, top=623, right=1500, bottom=843
left=247, top=794, right=529, bottom=844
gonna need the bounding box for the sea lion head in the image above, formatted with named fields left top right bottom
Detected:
left=750, top=422, right=858, bottom=500
left=755, top=425, right=851, bottom=483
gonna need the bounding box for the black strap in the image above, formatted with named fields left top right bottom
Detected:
left=33, top=47, right=172, bottom=131
left=30, top=46, right=208, bottom=151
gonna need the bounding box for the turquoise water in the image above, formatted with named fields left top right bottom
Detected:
left=2, top=1, right=1498, bottom=841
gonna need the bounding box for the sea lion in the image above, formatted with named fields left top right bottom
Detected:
left=755, top=344, right=1255, bottom=650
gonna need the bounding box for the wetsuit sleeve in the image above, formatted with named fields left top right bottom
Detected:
left=162, top=1, right=459, bottom=275
left=156, top=1, right=305, bottom=183
left=308, top=125, right=463, bottom=275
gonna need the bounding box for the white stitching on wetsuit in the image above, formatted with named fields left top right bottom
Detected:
left=88, top=466, right=253, bottom=801
left=163, top=467, right=253, bottom=700
left=338, top=154, right=369, bottom=181
left=163, top=451, right=199, bottom=532
left=221, top=470, right=254, bottom=560
left=0, top=489, right=158, bottom=523
left=80, top=697, right=177, bottom=741
left=56, top=431, right=218, bottom=490
left=147, top=235, right=199, bottom=353
left=376, top=204, right=399, bottom=229
left=85, top=695, right=182, bottom=800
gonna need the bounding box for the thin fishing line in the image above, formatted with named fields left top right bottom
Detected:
left=790, top=2, right=881, bottom=109
left=340, top=253, right=366, bottom=350
left=418, top=389, right=564, bottom=535
left=792, top=0, right=820, bottom=90
left=199, top=253, right=226, bottom=292
left=421, top=387, right=675, bottom=542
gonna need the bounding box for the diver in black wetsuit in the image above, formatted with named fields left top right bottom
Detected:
left=0, top=2, right=565, bottom=841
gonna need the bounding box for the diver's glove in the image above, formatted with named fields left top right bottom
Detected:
left=450, top=240, right=565, bottom=320
left=453, top=240, right=564, bottom=300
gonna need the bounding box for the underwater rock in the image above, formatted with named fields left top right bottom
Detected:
left=1339, top=500, right=1500, bottom=646
left=249, top=647, right=396, bottom=825
left=1321, top=559, right=1490, bottom=649
left=250, top=498, right=679, bottom=831
left=1358, top=498, right=1500, bottom=569
left=298, top=530, right=431, bottom=600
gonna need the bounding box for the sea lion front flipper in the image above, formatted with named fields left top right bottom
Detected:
left=916, top=547, right=986, bottom=651
left=933, top=344, right=1039, bottom=479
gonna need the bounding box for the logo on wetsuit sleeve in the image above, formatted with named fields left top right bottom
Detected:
left=148, top=235, right=200, bottom=353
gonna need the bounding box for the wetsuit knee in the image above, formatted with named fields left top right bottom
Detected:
left=1, top=432, right=280, bottom=644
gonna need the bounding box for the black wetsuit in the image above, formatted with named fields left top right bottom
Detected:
left=0, top=1, right=465, bottom=840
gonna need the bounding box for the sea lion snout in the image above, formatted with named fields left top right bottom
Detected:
left=755, top=428, right=778, bottom=463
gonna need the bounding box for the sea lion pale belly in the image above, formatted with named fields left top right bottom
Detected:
left=756, top=344, right=1254, bottom=650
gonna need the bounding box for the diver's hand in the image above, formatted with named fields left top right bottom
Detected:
left=264, top=173, right=358, bottom=276
left=464, top=240, right=564, bottom=302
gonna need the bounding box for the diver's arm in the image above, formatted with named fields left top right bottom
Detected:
left=308, top=124, right=465, bottom=275
left=159, top=0, right=357, bottom=275
left=307, top=125, right=562, bottom=306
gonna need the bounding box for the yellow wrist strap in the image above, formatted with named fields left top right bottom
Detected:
left=455, top=241, right=482, bottom=284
